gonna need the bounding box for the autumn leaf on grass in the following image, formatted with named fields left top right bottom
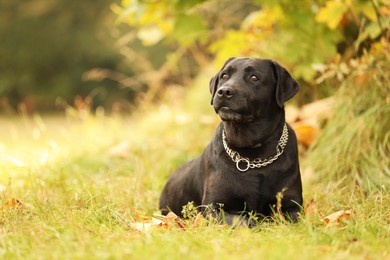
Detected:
left=2, top=198, right=34, bottom=210
left=130, top=221, right=153, bottom=233
left=164, top=212, right=186, bottom=230
left=323, top=210, right=351, bottom=226
left=129, top=217, right=165, bottom=233
left=130, top=212, right=186, bottom=233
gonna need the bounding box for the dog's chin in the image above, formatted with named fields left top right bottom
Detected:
left=217, top=107, right=253, bottom=123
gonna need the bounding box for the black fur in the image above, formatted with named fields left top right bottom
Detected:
left=159, top=58, right=303, bottom=225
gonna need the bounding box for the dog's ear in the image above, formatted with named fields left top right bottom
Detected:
left=210, top=57, right=236, bottom=105
left=272, top=60, right=300, bottom=108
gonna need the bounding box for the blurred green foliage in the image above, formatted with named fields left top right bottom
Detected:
left=114, top=0, right=389, bottom=103
left=1, top=0, right=388, bottom=114
left=113, top=0, right=389, bottom=189
left=0, top=0, right=133, bottom=112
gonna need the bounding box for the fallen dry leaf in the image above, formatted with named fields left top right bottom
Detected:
left=152, top=217, right=165, bottom=226
left=130, top=222, right=154, bottom=233
left=130, top=212, right=186, bottom=233
left=2, top=198, right=34, bottom=210
left=324, top=210, right=351, bottom=224
left=129, top=217, right=164, bottom=233
left=165, top=212, right=186, bottom=230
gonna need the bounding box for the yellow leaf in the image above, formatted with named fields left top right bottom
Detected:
left=137, top=26, right=165, bottom=46
left=315, top=0, right=349, bottom=29
left=242, top=5, right=283, bottom=31
left=362, top=5, right=377, bottom=21
left=210, top=30, right=255, bottom=66
left=110, top=4, right=123, bottom=15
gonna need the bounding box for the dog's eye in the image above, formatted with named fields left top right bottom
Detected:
left=221, top=73, right=228, bottom=80
left=250, top=75, right=259, bottom=82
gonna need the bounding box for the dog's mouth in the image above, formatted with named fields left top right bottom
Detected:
left=217, top=106, right=254, bottom=122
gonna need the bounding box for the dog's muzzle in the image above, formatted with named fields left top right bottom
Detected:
left=217, top=86, right=234, bottom=100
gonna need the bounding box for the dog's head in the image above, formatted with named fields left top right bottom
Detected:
left=210, top=57, right=299, bottom=123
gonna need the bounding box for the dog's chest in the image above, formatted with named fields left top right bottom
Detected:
left=215, top=170, right=265, bottom=210
left=231, top=172, right=262, bottom=195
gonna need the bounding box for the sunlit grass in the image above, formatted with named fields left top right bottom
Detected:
left=306, top=58, right=390, bottom=190
left=0, top=70, right=389, bottom=259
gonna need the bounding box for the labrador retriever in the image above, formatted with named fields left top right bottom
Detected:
left=159, top=57, right=303, bottom=225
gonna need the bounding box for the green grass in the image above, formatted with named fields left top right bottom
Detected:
left=0, top=73, right=389, bottom=259
left=306, top=58, right=390, bottom=190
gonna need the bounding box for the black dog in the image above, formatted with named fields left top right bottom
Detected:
left=159, top=57, right=303, bottom=225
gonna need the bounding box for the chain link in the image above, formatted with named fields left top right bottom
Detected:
left=222, top=123, right=289, bottom=172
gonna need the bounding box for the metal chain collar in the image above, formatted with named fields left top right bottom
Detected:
left=222, top=123, right=289, bottom=172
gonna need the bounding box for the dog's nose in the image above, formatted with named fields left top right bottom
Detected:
left=217, top=86, right=234, bottom=99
